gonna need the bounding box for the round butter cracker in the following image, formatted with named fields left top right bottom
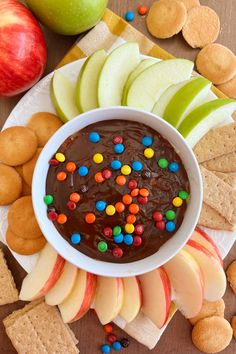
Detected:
left=22, top=148, right=42, bottom=187
left=217, top=74, right=236, bottom=99
left=6, top=228, right=46, bottom=255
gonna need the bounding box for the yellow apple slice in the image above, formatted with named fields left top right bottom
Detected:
left=119, top=276, right=142, bottom=323
left=163, top=249, right=204, bottom=318
left=95, top=276, right=124, bottom=325
left=19, top=243, right=65, bottom=301
left=45, top=261, right=78, bottom=306
left=58, top=269, right=96, bottom=323
left=138, top=268, right=171, bottom=328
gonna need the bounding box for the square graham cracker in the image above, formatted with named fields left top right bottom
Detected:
left=0, top=248, right=18, bottom=305
left=202, top=150, right=236, bottom=173
left=198, top=202, right=235, bottom=231
left=213, top=171, right=236, bottom=189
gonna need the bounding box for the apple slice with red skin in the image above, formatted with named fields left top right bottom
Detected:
left=191, top=227, right=223, bottom=266
left=45, top=261, right=78, bottom=306
left=19, top=243, right=65, bottom=301
left=163, top=249, right=204, bottom=318
left=58, top=269, right=96, bottom=323
left=138, top=268, right=171, bottom=328
left=119, top=276, right=142, bottom=323
left=95, top=276, right=124, bottom=325
left=184, top=240, right=226, bottom=301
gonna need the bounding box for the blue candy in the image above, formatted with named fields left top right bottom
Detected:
left=168, top=162, right=179, bottom=173
left=132, top=161, right=143, bottom=171
left=111, top=160, right=122, bottom=170
left=112, top=341, right=122, bottom=351
left=125, top=11, right=134, bottom=22
left=142, top=136, right=153, bottom=147
left=71, top=233, right=81, bottom=244
left=89, top=132, right=100, bottom=143
left=124, top=234, right=133, bottom=245
left=114, top=233, right=124, bottom=244
left=78, top=166, right=89, bottom=176
left=114, top=144, right=125, bottom=154
left=96, top=200, right=106, bottom=211
left=166, top=221, right=176, bottom=232
left=101, top=344, right=111, bottom=354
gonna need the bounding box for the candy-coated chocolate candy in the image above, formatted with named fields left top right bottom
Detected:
left=93, top=153, right=103, bottom=164
left=103, top=323, right=113, bottom=333
left=44, top=194, right=54, bottom=205
left=152, top=211, right=163, bottom=221
left=141, top=136, right=153, bottom=146
left=131, top=188, right=139, bottom=197
left=107, top=334, right=117, bottom=344
left=128, top=203, right=139, bottom=214
left=98, top=241, right=108, bottom=252
left=66, top=162, right=76, bottom=172
left=172, top=196, right=183, bottom=207
left=128, top=179, right=138, bottom=190
left=138, top=5, right=148, bottom=15
left=57, top=214, right=67, bottom=224
left=144, top=148, right=154, bottom=158
left=125, top=11, right=134, bottom=22
left=179, top=190, right=189, bottom=200
left=115, top=202, right=125, bottom=213
left=113, top=225, right=122, bottom=236
left=158, top=158, right=168, bottom=169
left=125, top=223, right=135, bottom=234
left=120, top=338, right=130, bottom=348
left=126, top=214, right=136, bottom=224
left=132, top=161, right=143, bottom=171
left=142, top=169, right=152, bottom=179
left=122, top=194, right=132, bottom=205
left=139, top=188, right=149, bottom=197
left=102, top=168, right=112, bottom=179
left=165, top=210, right=176, bottom=220
left=78, top=166, right=89, bottom=176
left=85, top=213, right=96, bottom=223
left=55, top=152, right=65, bottom=162
left=134, top=224, right=144, bottom=235
left=70, top=192, right=81, bottom=203
left=80, top=184, right=89, bottom=193
left=101, top=344, right=111, bottom=353
left=89, top=132, right=100, bottom=143
left=57, top=171, right=67, bottom=181
left=103, top=227, right=113, bottom=238
left=67, top=201, right=76, bottom=211
left=106, top=205, right=116, bottom=216
left=116, top=175, right=126, bottom=186
left=71, top=233, right=81, bottom=244
left=133, top=235, right=142, bottom=246
left=156, top=220, right=165, bottom=230
left=114, top=233, right=124, bottom=244
left=138, top=195, right=148, bottom=204
left=124, top=234, right=133, bottom=245
left=113, top=136, right=123, bottom=144
left=114, top=143, right=125, bottom=154
left=49, top=158, right=59, bottom=166
left=121, top=164, right=131, bottom=175
left=48, top=211, right=58, bottom=221
left=166, top=221, right=176, bottom=232
left=168, top=161, right=179, bottom=173
left=113, top=247, right=123, bottom=258
left=96, top=200, right=107, bottom=211
left=111, top=160, right=122, bottom=170
left=95, top=172, right=105, bottom=183
left=112, top=341, right=122, bottom=350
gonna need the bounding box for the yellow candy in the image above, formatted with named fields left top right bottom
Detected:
left=55, top=152, right=66, bottom=162
left=144, top=148, right=154, bottom=159
left=121, top=164, right=131, bottom=176
left=106, top=205, right=116, bottom=216
left=172, top=197, right=183, bottom=207
left=93, top=153, right=103, bottom=164
left=125, top=223, right=135, bottom=233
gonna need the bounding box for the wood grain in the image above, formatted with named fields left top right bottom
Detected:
left=0, top=0, right=236, bottom=353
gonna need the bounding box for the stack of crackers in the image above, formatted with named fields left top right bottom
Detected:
left=0, top=248, right=18, bottom=306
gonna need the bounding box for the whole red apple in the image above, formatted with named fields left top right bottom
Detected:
left=0, top=0, right=47, bottom=97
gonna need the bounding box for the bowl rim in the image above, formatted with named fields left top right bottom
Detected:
left=32, top=106, right=203, bottom=277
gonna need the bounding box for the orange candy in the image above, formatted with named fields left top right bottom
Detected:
left=57, top=214, right=67, bottom=224
left=131, top=188, right=139, bottom=197
left=139, top=188, right=149, bottom=197
left=85, top=213, right=96, bottom=224
left=115, top=202, right=125, bottom=213
left=122, top=194, right=132, bottom=205
left=70, top=192, right=81, bottom=203
left=126, top=214, right=137, bottom=224
left=129, top=203, right=140, bottom=214
left=57, top=171, right=67, bottom=181
left=66, top=162, right=76, bottom=172
left=116, top=175, right=126, bottom=186
left=95, top=172, right=105, bottom=183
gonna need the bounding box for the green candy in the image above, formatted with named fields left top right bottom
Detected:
left=98, top=241, right=108, bottom=253
left=165, top=210, right=176, bottom=221
left=158, top=158, right=168, bottom=169
left=44, top=194, right=54, bottom=205
left=179, top=191, right=189, bottom=200
left=113, top=225, right=122, bottom=236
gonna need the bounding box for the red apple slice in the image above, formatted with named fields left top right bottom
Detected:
left=191, top=227, right=223, bottom=266
left=119, top=276, right=142, bottom=323
left=45, top=261, right=78, bottom=306
left=138, top=268, right=171, bottom=328
left=163, top=249, right=204, bottom=318
left=19, top=243, right=65, bottom=301
left=185, top=240, right=226, bottom=301
left=58, top=269, right=96, bottom=323
left=95, top=276, right=124, bottom=325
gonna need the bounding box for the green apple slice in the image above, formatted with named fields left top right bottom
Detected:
left=98, top=42, right=140, bottom=107
left=126, top=59, right=194, bottom=112
left=51, top=71, right=79, bottom=123
left=76, top=49, right=107, bottom=113
left=122, top=58, right=158, bottom=105
left=178, top=99, right=236, bottom=147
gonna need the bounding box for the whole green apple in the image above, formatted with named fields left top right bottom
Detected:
left=26, top=0, right=108, bottom=35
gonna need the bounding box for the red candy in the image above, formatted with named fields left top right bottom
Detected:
left=103, top=227, right=113, bottom=238
left=67, top=201, right=76, bottom=211
left=135, top=224, right=144, bottom=235
left=103, top=323, right=113, bottom=333
left=107, top=334, right=117, bottom=344
left=138, top=5, right=148, bottom=15
left=156, top=221, right=165, bottom=230
left=49, top=158, right=59, bottom=166
left=113, top=136, right=123, bottom=144
left=133, top=235, right=142, bottom=246
left=102, top=168, right=112, bottom=179
left=138, top=196, right=148, bottom=204
left=48, top=211, right=58, bottom=221
left=152, top=211, right=163, bottom=222
left=128, top=179, right=138, bottom=190
left=113, top=247, right=123, bottom=258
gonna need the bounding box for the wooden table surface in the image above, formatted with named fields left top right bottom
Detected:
left=0, top=0, right=236, bottom=353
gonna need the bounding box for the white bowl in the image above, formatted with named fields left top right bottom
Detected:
left=32, top=107, right=202, bottom=277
